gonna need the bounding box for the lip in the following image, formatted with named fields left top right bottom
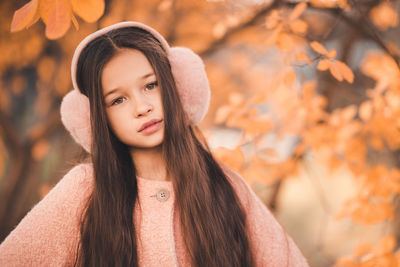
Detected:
left=138, top=118, right=163, bottom=132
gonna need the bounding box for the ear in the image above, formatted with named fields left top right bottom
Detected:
left=60, top=89, right=92, bottom=153
left=168, top=47, right=211, bottom=125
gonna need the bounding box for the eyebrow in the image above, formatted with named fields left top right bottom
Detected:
left=103, top=72, right=155, bottom=98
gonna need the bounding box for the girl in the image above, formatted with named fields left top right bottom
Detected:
left=0, top=21, right=309, bottom=267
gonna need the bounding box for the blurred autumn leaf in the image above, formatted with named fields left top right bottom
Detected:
left=11, top=0, right=105, bottom=39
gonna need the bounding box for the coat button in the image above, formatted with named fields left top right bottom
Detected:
left=156, top=188, right=170, bottom=202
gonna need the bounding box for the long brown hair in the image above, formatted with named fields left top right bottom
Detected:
left=73, top=26, right=255, bottom=267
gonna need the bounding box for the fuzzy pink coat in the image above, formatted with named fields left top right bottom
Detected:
left=0, top=162, right=309, bottom=266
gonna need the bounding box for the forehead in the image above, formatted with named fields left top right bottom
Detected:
left=101, top=48, right=155, bottom=92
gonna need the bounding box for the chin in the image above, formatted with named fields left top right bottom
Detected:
left=128, top=139, right=164, bottom=150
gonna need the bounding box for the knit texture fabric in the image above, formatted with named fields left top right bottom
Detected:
left=0, top=163, right=310, bottom=266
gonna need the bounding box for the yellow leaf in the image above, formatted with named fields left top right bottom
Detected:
left=289, top=2, right=307, bottom=21
left=329, top=60, right=343, bottom=81
left=289, top=19, right=308, bottom=34
left=70, top=0, right=105, bottom=23
left=335, top=60, right=354, bottom=83
left=317, top=58, right=330, bottom=71
left=295, top=51, right=313, bottom=66
left=310, top=41, right=328, bottom=55
left=10, top=0, right=39, bottom=32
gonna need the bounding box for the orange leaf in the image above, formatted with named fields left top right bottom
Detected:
left=326, top=49, right=336, bottom=59
left=71, top=0, right=105, bottom=23
left=40, top=0, right=54, bottom=24
left=359, top=101, right=373, bottom=121
left=310, top=41, right=328, bottom=55
left=213, top=23, right=226, bottom=39
left=329, top=60, right=343, bottom=81
left=229, top=92, right=244, bottom=106
left=10, top=0, right=39, bottom=32
left=215, top=105, right=232, bottom=124
left=332, top=257, right=358, bottom=267
left=335, top=60, right=354, bottom=83
left=265, top=9, right=280, bottom=30
left=317, top=58, right=330, bottom=71
left=342, top=105, right=357, bottom=121
left=283, top=69, right=296, bottom=88
left=289, top=2, right=307, bottom=21
left=44, top=0, right=72, bottom=39
left=295, top=51, right=313, bottom=66
left=32, top=139, right=50, bottom=160
left=351, top=201, right=395, bottom=224
left=276, top=32, right=294, bottom=50
left=369, top=2, right=399, bottom=31
left=352, top=242, right=372, bottom=259
left=289, top=19, right=308, bottom=34
left=375, top=236, right=396, bottom=255
left=213, top=146, right=245, bottom=171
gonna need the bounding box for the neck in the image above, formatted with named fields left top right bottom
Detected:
left=130, top=145, right=170, bottom=182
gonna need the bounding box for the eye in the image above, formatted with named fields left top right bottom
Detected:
left=111, top=97, right=124, bottom=106
left=145, top=81, right=158, bottom=91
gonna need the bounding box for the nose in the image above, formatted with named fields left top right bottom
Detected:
left=134, top=97, right=153, bottom=117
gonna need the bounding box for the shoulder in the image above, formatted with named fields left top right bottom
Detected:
left=45, top=162, right=94, bottom=206
left=20, top=162, right=95, bottom=227
left=219, top=163, right=310, bottom=266
left=0, top=162, right=95, bottom=266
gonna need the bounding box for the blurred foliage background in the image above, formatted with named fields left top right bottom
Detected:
left=1, top=0, right=400, bottom=266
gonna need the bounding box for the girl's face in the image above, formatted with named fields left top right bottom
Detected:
left=101, top=48, right=165, bottom=151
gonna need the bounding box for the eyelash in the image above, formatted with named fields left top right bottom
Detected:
left=111, top=81, right=158, bottom=106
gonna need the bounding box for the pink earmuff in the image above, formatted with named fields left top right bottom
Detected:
left=60, top=21, right=211, bottom=154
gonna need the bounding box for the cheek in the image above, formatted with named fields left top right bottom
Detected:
left=106, top=111, right=126, bottom=134
left=155, top=92, right=164, bottom=112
